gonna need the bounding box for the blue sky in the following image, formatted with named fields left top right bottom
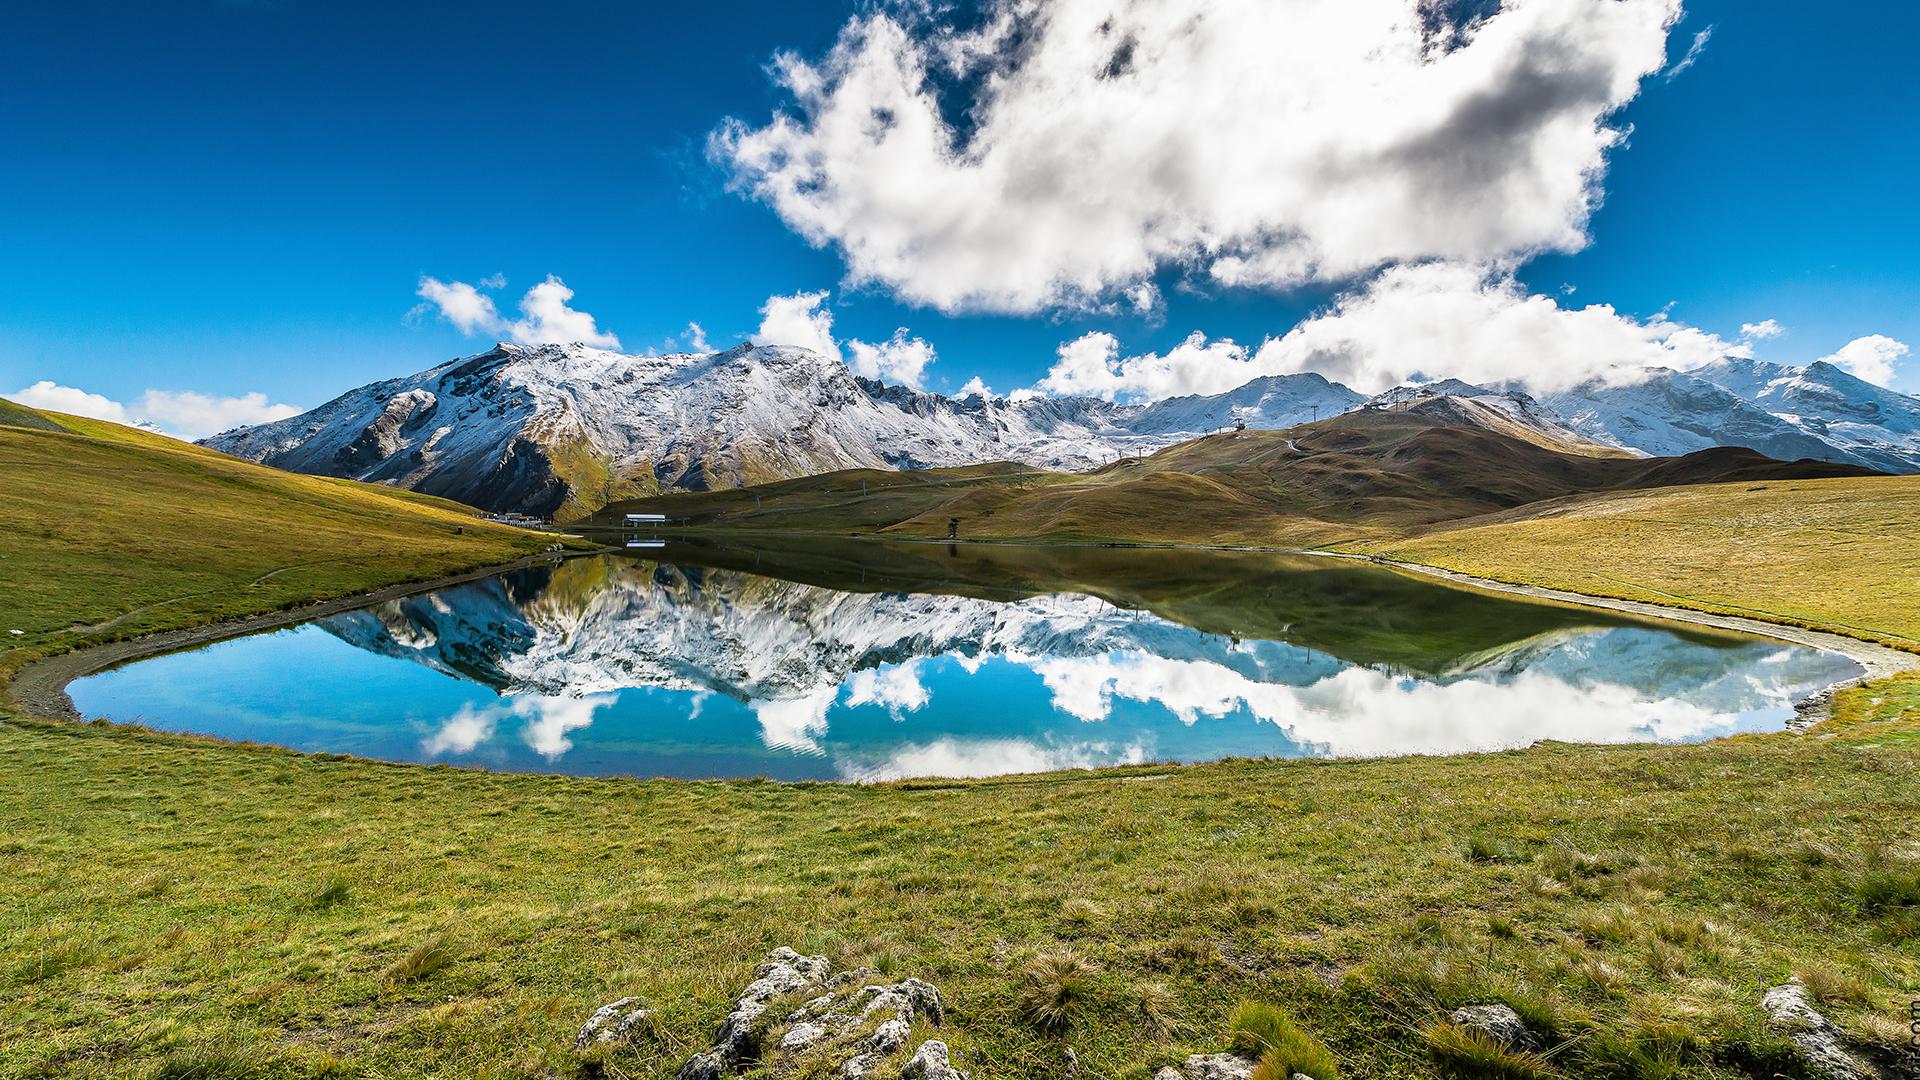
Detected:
left=1, top=0, right=1916, bottom=436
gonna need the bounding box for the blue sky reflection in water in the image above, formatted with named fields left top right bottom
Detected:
left=67, top=547, right=1862, bottom=782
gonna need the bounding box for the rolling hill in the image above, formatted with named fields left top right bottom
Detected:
left=600, top=395, right=1878, bottom=546
left=0, top=401, right=559, bottom=693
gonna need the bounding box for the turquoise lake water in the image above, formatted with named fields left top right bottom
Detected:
left=66, top=539, right=1863, bottom=781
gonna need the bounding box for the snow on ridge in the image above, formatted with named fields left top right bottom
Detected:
left=201, top=343, right=1920, bottom=518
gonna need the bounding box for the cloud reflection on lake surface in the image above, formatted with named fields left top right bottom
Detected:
left=68, top=541, right=1861, bottom=781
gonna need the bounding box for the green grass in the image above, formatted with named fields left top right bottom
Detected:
left=0, top=403, right=568, bottom=694
left=2, top=714, right=1917, bottom=1078
left=4, top=402, right=1920, bottom=1077
left=1231, top=1001, right=1339, bottom=1079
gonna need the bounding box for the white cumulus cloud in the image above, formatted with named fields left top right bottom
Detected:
left=751, top=290, right=938, bottom=388
left=1819, top=335, right=1910, bottom=387
left=415, top=274, right=621, bottom=349
left=714, top=0, right=1682, bottom=313
left=1740, top=319, right=1785, bottom=341
left=1033, top=262, right=1748, bottom=399
left=752, top=290, right=843, bottom=363
left=5, top=381, right=302, bottom=439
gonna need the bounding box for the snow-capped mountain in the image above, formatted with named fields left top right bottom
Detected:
left=1537, top=363, right=1920, bottom=471
left=1685, top=358, right=1920, bottom=473
left=200, top=342, right=1918, bottom=519
left=203, top=342, right=1363, bottom=517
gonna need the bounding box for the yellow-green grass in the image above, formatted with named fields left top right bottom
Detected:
left=3, top=711, right=1919, bottom=1079
left=0, top=404, right=563, bottom=692
left=1350, top=475, right=1920, bottom=651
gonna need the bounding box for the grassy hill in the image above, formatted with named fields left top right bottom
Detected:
left=0, top=401, right=562, bottom=694
left=599, top=401, right=1874, bottom=547
left=1350, top=475, right=1920, bottom=652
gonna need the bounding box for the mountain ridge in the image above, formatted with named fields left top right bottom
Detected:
left=201, top=344, right=1920, bottom=517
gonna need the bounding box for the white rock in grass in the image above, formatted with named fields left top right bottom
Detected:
left=574, top=996, right=653, bottom=1050
left=1449, top=1003, right=1540, bottom=1051
left=1760, top=979, right=1878, bottom=1080
left=901, top=1039, right=968, bottom=1080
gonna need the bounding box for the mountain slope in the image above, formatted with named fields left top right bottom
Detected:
left=605, top=396, right=1877, bottom=546
left=202, top=343, right=1364, bottom=519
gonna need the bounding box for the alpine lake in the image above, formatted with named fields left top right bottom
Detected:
left=68, top=537, right=1862, bottom=782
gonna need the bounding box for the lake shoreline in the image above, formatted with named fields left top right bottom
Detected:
left=23, top=531, right=1909, bottom=744
left=10, top=546, right=614, bottom=722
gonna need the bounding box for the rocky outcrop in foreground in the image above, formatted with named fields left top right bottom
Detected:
left=578, top=947, right=964, bottom=1079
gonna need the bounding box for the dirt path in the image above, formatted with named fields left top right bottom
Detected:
left=10, top=550, right=607, bottom=721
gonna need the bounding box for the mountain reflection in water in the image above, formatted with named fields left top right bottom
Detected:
left=68, top=539, right=1862, bottom=781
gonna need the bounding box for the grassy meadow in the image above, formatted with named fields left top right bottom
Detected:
left=2, top=407, right=1919, bottom=1077
left=4, top=707, right=1918, bottom=1079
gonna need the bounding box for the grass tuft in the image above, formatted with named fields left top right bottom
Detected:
left=1016, top=950, right=1096, bottom=1032
left=1230, top=1000, right=1339, bottom=1080
left=1423, top=1023, right=1553, bottom=1079
left=309, top=877, right=352, bottom=910
left=382, top=934, right=459, bottom=983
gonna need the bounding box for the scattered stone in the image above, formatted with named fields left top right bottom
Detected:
left=1760, top=979, right=1879, bottom=1080
left=902, top=1039, right=967, bottom=1079
left=574, top=996, right=654, bottom=1051
left=867, top=1018, right=911, bottom=1054
left=1449, top=1003, right=1541, bottom=1051
left=780, top=1021, right=827, bottom=1052
left=1063, top=1045, right=1078, bottom=1079
left=1154, top=1052, right=1261, bottom=1080
left=667, top=946, right=959, bottom=1079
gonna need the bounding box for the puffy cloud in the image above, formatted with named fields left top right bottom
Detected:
left=5, top=381, right=130, bottom=425
left=513, top=277, right=621, bottom=349
left=752, top=290, right=842, bottom=363
left=415, top=274, right=620, bottom=349
left=1035, top=330, right=1264, bottom=401
left=846, top=329, right=937, bottom=389
left=956, top=376, right=995, bottom=399
left=1033, top=263, right=1746, bottom=399
left=415, top=277, right=503, bottom=336
left=752, top=290, right=938, bottom=388
left=5, top=380, right=302, bottom=439
left=1740, top=318, right=1785, bottom=341
left=137, top=390, right=304, bottom=437
left=715, top=0, right=1682, bottom=313
left=1819, top=335, right=1910, bottom=387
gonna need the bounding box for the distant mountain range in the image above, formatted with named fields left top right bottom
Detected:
left=201, top=342, right=1920, bottom=516
left=615, top=393, right=1876, bottom=548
